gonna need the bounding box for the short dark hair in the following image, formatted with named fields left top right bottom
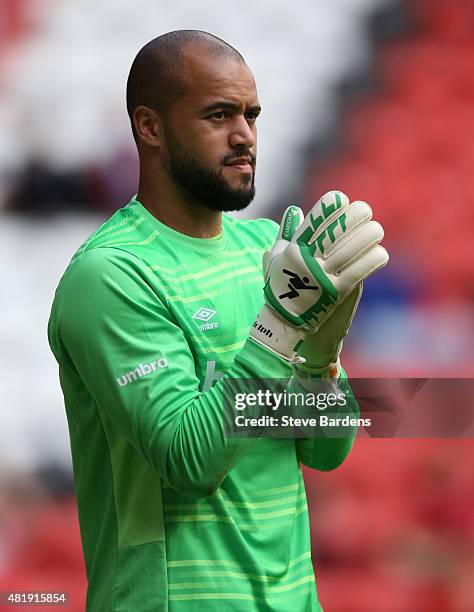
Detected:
left=126, top=30, right=245, bottom=127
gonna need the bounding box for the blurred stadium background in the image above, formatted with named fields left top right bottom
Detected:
left=1, top=0, right=473, bottom=610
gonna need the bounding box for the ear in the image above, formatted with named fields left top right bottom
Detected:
left=132, top=105, right=161, bottom=148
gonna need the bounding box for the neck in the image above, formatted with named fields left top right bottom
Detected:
left=137, top=168, right=222, bottom=239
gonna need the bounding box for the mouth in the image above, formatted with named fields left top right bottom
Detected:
left=224, top=157, right=254, bottom=174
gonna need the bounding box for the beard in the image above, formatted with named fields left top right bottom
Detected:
left=163, top=127, right=256, bottom=212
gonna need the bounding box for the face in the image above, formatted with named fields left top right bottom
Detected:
left=160, top=48, right=260, bottom=212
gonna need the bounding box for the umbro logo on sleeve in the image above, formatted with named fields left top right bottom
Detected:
left=116, top=358, right=168, bottom=387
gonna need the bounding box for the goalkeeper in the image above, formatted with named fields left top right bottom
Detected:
left=48, top=30, right=388, bottom=611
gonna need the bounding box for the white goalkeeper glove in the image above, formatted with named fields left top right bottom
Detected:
left=296, top=283, right=362, bottom=378
left=250, top=190, right=388, bottom=364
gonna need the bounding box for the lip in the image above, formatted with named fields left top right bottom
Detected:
left=224, top=158, right=254, bottom=173
left=226, top=163, right=253, bottom=173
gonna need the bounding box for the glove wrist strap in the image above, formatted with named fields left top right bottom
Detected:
left=250, top=305, right=306, bottom=364
left=294, top=358, right=341, bottom=380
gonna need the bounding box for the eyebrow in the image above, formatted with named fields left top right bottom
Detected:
left=201, top=101, right=262, bottom=114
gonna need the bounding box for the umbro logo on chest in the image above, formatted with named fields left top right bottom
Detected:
left=192, top=307, right=220, bottom=331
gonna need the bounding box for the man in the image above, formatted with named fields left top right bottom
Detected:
left=48, top=30, right=388, bottom=611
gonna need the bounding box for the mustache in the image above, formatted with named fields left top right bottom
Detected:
left=222, top=152, right=256, bottom=165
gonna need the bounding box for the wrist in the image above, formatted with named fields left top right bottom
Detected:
left=250, top=304, right=306, bottom=364
left=294, top=357, right=341, bottom=380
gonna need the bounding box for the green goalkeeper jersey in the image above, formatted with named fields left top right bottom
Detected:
left=48, top=196, right=355, bottom=611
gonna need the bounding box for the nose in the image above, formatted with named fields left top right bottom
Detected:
left=228, top=116, right=256, bottom=150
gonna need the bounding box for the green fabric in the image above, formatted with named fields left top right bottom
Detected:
left=48, top=197, right=352, bottom=611
left=295, top=368, right=360, bottom=471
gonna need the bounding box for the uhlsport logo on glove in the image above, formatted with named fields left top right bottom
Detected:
left=279, top=270, right=320, bottom=300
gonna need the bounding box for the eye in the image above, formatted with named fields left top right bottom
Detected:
left=245, top=111, right=259, bottom=123
left=209, top=111, right=229, bottom=121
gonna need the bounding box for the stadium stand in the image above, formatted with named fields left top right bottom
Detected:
left=0, top=0, right=29, bottom=53
left=307, top=0, right=474, bottom=304
left=302, top=1, right=474, bottom=609
left=1, top=0, right=396, bottom=214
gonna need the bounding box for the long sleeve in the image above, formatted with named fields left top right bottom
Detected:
left=294, top=368, right=360, bottom=471
left=48, top=247, right=292, bottom=499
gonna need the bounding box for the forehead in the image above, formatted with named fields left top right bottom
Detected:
left=178, top=45, right=258, bottom=107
